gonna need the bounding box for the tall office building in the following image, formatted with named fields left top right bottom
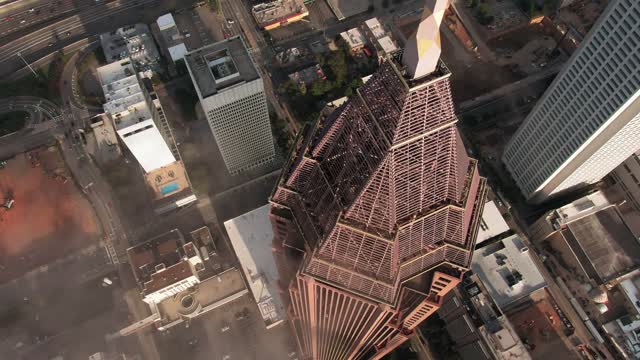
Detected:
left=269, top=1, right=487, bottom=358
left=185, top=36, right=276, bottom=175
left=502, top=0, right=640, bottom=203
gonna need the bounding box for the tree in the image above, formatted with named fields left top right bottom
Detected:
left=475, top=4, right=494, bottom=25
left=277, top=79, right=299, bottom=96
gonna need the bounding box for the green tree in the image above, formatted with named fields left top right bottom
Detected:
left=475, top=4, right=494, bottom=25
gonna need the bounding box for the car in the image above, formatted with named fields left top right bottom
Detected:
left=20, top=19, right=26, bottom=24
left=28, top=8, right=35, bottom=12
left=226, top=18, right=234, bottom=24
left=3, top=16, right=12, bottom=21
left=48, top=42, right=53, bottom=47
left=221, top=325, right=230, bottom=332
left=66, top=31, right=71, bottom=36
left=222, top=356, right=231, bottom=360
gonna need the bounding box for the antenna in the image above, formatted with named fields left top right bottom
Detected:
left=402, top=0, right=449, bottom=79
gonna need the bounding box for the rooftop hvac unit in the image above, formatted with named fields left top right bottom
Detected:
left=155, top=263, right=166, bottom=272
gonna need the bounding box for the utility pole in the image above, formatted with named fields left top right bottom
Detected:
left=16, top=52, right=38, bottom=78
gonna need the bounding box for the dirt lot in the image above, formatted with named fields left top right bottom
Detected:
left=0, top=145, right=100, bottom=282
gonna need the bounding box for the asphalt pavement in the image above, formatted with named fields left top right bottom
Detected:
left=0, top=0, right=197, bottom=79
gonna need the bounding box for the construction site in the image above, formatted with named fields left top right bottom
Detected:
left=0, top=145, right=100, bottom=283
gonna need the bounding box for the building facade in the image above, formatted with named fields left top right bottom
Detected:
left=502, top=0, right=640, bottom=203
left=610, top=151, right=640, bottom=212
left=185, top=37, right=276, bottom=175
left=269, top=2, right=486, bottom=358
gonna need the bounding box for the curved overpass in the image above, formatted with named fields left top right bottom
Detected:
left=0, top=96, right=62, bottom=159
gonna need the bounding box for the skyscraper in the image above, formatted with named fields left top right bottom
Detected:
left=502, top=0, right=640, bottom=203
left=269, top=1, right=486, bottom=358
left=185, top=36, right=276, bottom=175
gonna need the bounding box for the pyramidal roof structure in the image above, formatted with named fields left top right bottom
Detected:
left=269, top=1, right=486, bottom=357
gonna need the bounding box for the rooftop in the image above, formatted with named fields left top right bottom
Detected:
left=476, top=201, right=511, bottom=245
left=127, top=229, right=191, bottom=294
left=100, top=24, right=160, bottom=70
left=363, top=17, right=398, bottom=55
left=251, top=0, right=308, bottom=28
left=551, top=191, right=610, bottom=226
left=143, top=160, right=191, bottom=200
left=340, top=28, right=366, bottom=49
left=224, top=204, right=286, bottom=328
left=156, top=13, right=176, bottom=31
left=471, top=234, right=547, bottom=309
left=96, top=59, right=154, bottom=131
left=326, top=0, right=368, bottom=20
left=288, top=64, right=326, bottom=85
left=184, top=36, right=260, bottom=99
left=156, top=13, right=187, bottom=62
left=156, top=268, right=247, bottom=324
left=560, top=205, right=640, bottom=284
left=364, top=17, right=386, bottom=39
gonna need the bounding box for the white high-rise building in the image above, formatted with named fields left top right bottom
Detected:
left=97, top=59, right=176, bottom=173
left=184, top=36, right=275, bottom=175
left=502, top=0, right=640, bottom=203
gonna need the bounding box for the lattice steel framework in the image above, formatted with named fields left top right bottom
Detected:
left=270, top=59, right=486, bottom=359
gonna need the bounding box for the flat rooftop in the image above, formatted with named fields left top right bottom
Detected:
left=476, top=200, right=510, bottom=244
left=340, top=28, right=366, bottom=49
left=561, top=205, right=640, bottom=284
left=156, top=268, right=247, bottom=323
left=127, top=229, right=192, bottom=294
left=224, top=204, right=286, bottom=328
left=471, top=234, right=547, bottom=309
left=252, top=0, right=308, bottom=27
left=96, top=59, right=154, bottom=130
left=156, top=13, right=187, bottom=62
left=365, top=17, right=386, bottom=39
left=326, top=0, right=368, bottom=20
left=184, top=36, right=259, bottom=99
left=100, top=24, right=160, bottom=69
left=144, top=160, right=191, bottom=200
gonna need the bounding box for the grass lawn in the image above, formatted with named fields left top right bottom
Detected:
left=0, top=111, right=28, bottom=136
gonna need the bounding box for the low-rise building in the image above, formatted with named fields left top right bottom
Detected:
left=438, top=275, right=532, bottom=360
left=339, top=27, right=366, bottom=52
left=326, top=0, right=368, bottom=20
left=287, top=64, right=326, bottom=85
left=156, top=13, right=188, bottom=63
left=471, top=234, right=547, bottom=310
left=88, top=113, right=121, bottom=165
left=126, top=229, right=247, bottom=331
left=251, top=0, right=309, bottom=30
left=530, top=191, right=640, bottom=285
left=224, top=205, right=286, bottom=329
left=363, top=18, right=399, bottom=59
left=100, top=24, right=160, bottom=71
left=476, top=200, right=511, bottom=245
left=602, top=273, right=640, bottom=359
